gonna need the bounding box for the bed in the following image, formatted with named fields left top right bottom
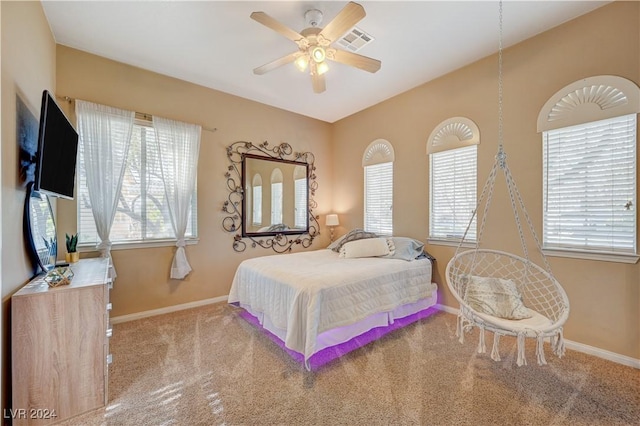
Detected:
left=228, top=235, right=437, bottom=369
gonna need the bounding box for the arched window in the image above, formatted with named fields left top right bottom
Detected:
left=293, top=165, right=307, bottom=229
left=252, top=174, right=262, bottom=226
left=427, top=117, right=479, bottom=243
left=270, top=168, right=283, bottom=225
left=538, top=75, right=639, bottom=262
left=362, top=139, right=394, bottom=235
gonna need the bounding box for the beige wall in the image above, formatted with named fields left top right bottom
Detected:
left=1, top=0, right=57, bottom=413
left=332, top=1, right=640, bottom=360
left=2, top=5, right=638, bottom=407
left=55, top=46, right=333, bottom=318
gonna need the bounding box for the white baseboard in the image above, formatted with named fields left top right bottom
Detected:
left=435, top=303, right=458, bottom=315
left=434, top=304, right=640, bottom=369
left=110, top=295, right=228, bottom=324
left=562, top=339, right=640, bottom=369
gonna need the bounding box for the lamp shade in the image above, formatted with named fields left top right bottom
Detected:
left=326, top=214, right=339, bottom=227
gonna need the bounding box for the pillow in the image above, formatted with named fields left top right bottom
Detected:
left=329, top=228, right=378, bottom=252
left=383, top=237, right=429, bottom=261
left=464, top=275, right=533, bottom=320
left=339, top=237, right=395, bottom=259
left=327, top=234, right=347, bottom=251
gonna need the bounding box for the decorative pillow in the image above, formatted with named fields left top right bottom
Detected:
left=339, top=237, right=395, bottom=259
left=329, top=228, right=378, bottom=252
left=464, top=275, right=532, bottom=320
left=383, top=237, right=431, bottom=261
left=327, top=234, right=347, bottom=251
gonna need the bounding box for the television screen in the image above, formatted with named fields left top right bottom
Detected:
left=34, top=90, right=78, bottom=199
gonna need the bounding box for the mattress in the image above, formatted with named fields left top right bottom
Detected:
left=228, top=249, right=436, bottom=365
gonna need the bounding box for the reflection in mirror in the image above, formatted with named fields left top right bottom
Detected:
left=242, top=154, right=308, bottom=236
left=24, top=182, right=57, bottom=274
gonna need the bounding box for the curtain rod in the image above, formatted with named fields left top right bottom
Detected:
left=59, top=95, right=218, bottom=133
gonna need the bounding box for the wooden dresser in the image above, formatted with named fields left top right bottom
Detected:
left=11, top=258, right=112, bottom=425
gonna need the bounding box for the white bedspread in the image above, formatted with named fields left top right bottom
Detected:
left=228, top=249, right=435, bottom=362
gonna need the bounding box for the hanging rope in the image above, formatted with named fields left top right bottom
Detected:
left=498, top=0, right=504, bottom=154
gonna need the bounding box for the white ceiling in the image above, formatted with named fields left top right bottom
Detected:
left=41, top=1, right=610, bottom=123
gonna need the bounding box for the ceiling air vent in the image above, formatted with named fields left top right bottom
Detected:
left=337, top=27, right=374, bottom=52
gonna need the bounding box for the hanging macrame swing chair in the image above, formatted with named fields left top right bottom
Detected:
left=445, top=1, right=569, bottom=367
left=445, top=146, right=570, bottom=366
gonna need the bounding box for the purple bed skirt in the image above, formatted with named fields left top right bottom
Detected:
left=238, top=305, right=439, bottom=370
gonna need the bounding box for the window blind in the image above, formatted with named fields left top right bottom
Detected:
left=429, top=145, right=477, bottom=241
left=77, top=123, right=197, bottom=245
left=271, top=182, right=283, bottom=224
left=364, top=162, right=393, bottom=235
left=252, top=185, right=262, bottom=226
left=543, top=114, right=637, bottom=253
left=294, top=178, right=307, bottom=228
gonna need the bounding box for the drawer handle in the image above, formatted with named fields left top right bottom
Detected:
left=106, top=303, right=112, bottom=311
left=107, top=354, right=113, bottom=365
left=106, top=328, right=113, bottom=338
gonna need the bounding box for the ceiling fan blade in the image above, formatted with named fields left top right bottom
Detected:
left=250, top=11, right=303, bottom=42
left=331, top=49, right=381, bottom=73
left=319, top=2, right=366, bottom=42
left=253, top=52, right=299, bottom=75
left=312, top=73, right=326, bottom=94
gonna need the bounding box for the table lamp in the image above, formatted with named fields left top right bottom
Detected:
left=326, top=214, right=339, bottom=242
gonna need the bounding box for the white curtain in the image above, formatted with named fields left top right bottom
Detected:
left=153, top=116, right=201, bottom=279
left=76, top=101, right=134, bottom=278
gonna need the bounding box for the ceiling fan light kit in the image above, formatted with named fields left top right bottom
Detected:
left=294, top=55, right=309, bottom=72
left=311, top=46, right=326, bottom=63
left=251, top=1, right=381, bottom=93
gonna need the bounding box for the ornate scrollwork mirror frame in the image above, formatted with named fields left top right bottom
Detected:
left=222, top=141, right=319, bottom=253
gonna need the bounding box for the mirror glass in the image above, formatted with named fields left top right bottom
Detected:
left=24, top=183, right=57, bottom=273
left=242, top=154, right=309, bottom=236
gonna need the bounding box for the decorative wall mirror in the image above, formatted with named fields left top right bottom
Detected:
left=23, top=182, right=57, bottom=274
left=223, top=141, right=319, bottom=253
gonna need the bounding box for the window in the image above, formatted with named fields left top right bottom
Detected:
left=294, top=165, right=307, bottom=229
left=428, top=117, right=480, bottom=243
left=77, top=120, right=197, bottom=246
left=429, top=146, right=477, bottom=241
left=363, top=140, right=394, bottom=235
left=538, top=75, right=639, bottom=262
left=270, top=168, right=283, bottom=225
left=543, top=115, right=636, bottom=255
left=252, top=174, right=262, bottom=226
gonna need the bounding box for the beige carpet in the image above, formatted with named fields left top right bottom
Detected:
left=60, top=302, right=639, bottom=426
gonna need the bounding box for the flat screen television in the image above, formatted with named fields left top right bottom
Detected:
left=34, top=90, right=78, bottom=199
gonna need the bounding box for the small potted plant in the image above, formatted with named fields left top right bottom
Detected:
left=65, top=233, right=79, bottom=263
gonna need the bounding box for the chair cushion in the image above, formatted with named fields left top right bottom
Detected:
left=473, top=308, right=553, bottom=336
left=464, top=275, right=533, bottom=320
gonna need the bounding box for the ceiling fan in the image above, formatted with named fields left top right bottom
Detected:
left=251, top=1, right=381, bottom=94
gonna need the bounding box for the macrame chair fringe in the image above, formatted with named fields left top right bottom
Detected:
left=456, top=314, right=465, bottom=344
left=491, top=333, right=502, bottom=361
left=536, top=334, right=547, bottom=366
left=553, top=328, right=566, bottom=358
left=516, top=333, right=527, bottom=366
left=478, top=327, right=487, bottom=354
